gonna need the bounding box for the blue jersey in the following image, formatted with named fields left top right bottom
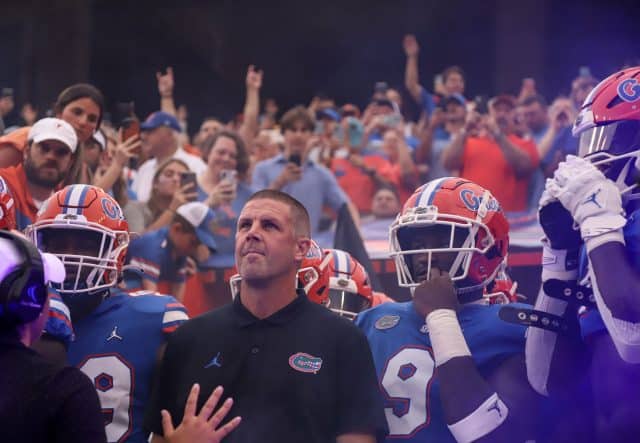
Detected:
left=579, top=206, right=640, bottom=338
left=125, top=227, right=186, bottom=290
left=67, top=289, right=188, bottom=443
left=355, top=301, right=527, bottom=442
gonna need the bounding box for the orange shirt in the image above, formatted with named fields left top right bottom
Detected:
left=460, top=134, right=539, bottom=212
left=331, top=155, right=398, bottom=214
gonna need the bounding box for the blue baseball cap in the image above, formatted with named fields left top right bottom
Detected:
left=316, top=108, right=340, bottom=122
left=140, top=111, right=181, bottom=132
left=176, top=202, right=217, bottom=252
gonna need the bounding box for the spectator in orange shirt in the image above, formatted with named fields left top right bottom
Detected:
left=441, top=94, right=539, bottom=212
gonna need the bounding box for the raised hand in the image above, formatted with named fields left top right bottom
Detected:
left=403, top=34, right=420, bottom=57
left=246, top=65, right=263, bottom=91
left=157, top=67, right=175, bottom=98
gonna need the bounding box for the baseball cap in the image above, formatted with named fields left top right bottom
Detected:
left=0, top=236, right=66, bottom=285
left=440, top=93, right=466, bottom=109
left=28, top=118, right=78, bottom=153
left=140, top=111, right=181, bottom=132
left=176, top=202, right=218, bottom=252
left=488, top=94, right=517, bottom=110
left=316, top=108, right=340, bottom=122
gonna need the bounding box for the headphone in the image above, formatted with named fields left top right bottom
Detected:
left=0, top=230, right=48, bottom=325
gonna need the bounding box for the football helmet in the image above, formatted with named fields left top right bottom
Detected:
left=573, top=66, right=640, bottom=194
left=390, top=177, right=509, bottom=295
left=0, top=176, right=16, bottom=230
left=297, top=239, right=327, bottom=304
left=26, top=185, right=129, bottom=295
left=299, top=248, right=373, bottom=319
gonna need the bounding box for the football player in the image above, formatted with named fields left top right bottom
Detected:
left=298, top=248, right=375, bottom=319
left=526, top=66, right=640, bottom=441
left=355, top=177, right=540, bottom=442
left=26, top=184, right=189, bottom=443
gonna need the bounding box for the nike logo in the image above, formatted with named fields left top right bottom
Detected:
left=204, top=352, right=222, bottom=368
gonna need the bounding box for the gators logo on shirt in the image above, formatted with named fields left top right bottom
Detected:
left=288, top=352, right=323, bottom=374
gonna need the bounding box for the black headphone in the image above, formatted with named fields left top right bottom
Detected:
left=0, top=230, right=48, bottom=325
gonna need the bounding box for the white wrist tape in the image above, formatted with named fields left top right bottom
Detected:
left=525, top=285, right=568, bottom=396
left=584, top=229, right=625, bottom=254
left=448, top=392, right=509, bottom=443
left=426, top=309, right=471, bottom=367
left=540, top=242, right=578, bottom=281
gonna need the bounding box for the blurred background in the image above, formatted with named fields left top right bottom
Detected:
left=1, top=0, right=638, bottom=131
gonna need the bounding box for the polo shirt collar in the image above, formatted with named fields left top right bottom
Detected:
left=233, top=289, right=308, bottom=327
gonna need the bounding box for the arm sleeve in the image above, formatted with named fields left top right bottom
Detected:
left=127, top=239, right=161, bottom=284
left=44, top=289, right=74, bottom=347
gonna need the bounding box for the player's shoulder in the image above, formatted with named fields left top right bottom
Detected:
left=355, top=301, right=413, bottom=329
left=114, top=289, right=185, bottom=313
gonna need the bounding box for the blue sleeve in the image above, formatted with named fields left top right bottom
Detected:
left=420, top=87, right=436, bottom=116
left=251, top=160, right=270, bottom=190
left=44, top=288, right=74, bottom=347
left=321, top=166, right=348, bottom=211
left=127, top=235, right=162, bottom=283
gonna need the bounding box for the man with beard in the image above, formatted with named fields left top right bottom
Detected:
left=0, top=118, right=77, bottom=230
left=442, top=95, right=539, bottom=213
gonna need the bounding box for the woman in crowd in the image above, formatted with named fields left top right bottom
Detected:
left=123, top=158, right=196, bottom=234
left=196, top=130, right=253, bottom=267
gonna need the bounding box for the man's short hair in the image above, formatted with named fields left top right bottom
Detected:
left=247, top=190, right=311, bottom=237
left=520, top=94, right=548, bottom=108
left=280, top=106, right=314, bottom=134
left=442, top=66, right=465, bottom=83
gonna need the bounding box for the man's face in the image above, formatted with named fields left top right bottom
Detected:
left=199, top=119, right=223, bottom=141
left=407, top=225, right=466, bottom=283
left=371, top=189, right=400, bottom=218
left=283, top=121, right=312, bottom=155
left=0, top=96, right=14, bottom=116
left=39, top=228, right=102, bottom=283
left=445, top=102, right=466, bottom=124
left=141, top=126, right=174, bottom=156
left=444, top=72, right=465, bottom=95
left=489, top=103, right=514, bottom=129
left=171, top=224, right=202, bottom=257
left=24, top=141, right=73, bottom=188
left=521, top=102, right=548, bottom=133
left=235, top=199, right=303, bottom=283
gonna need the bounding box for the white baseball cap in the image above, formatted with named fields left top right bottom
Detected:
left=28, top=117, right=78, bottom=153
left=0, top=236, right=66, bottom=284
left=176, top=202, right=218, bottom=252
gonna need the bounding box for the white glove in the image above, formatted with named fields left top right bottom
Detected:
left=546, top=155, right=626, bottom=250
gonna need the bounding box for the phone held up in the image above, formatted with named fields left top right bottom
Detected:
left=219, top=169, right=237, bottom=185
left=180, top=172, right=198, bottom=201
left=288, top=153, right=302, bottom=166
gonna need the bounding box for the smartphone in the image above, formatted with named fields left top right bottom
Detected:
left=180, top=172, right=197, bottom=197
left=219, top=169, right=237, bottom=184
left=374, top=81, right=389, bottom=94
left=121, top=118, right=140, bottom=143
left=288, top=153, right=302, bottom=166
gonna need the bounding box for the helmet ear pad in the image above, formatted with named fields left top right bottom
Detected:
left=0, top=231, right=48, bottom=326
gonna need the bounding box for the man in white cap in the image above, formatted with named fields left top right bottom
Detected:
left=0, top=230, right=107, bottom=442
left=126, top=201, right=217, bottom=302
left=0, top=117, right=77, bottom=230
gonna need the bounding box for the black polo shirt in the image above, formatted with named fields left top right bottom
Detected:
left=145, top=290, right=387, bottom=442
left=0, top=333, right=106, bottom=443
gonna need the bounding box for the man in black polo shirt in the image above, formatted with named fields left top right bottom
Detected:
left=0, top=230, right=106, bottom=443
left=146, top=190, right=387, bottom=443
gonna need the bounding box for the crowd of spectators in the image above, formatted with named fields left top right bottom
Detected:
left=0, top=34, right=603, bottom=279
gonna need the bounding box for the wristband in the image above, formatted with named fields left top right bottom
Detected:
left=448, top=393, right=509, bottom=443
left=426, top=309, right=471, bottom=366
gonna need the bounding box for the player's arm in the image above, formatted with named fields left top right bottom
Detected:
left=549, top=156, right=640, bottom=363
left=414, top=276, right=539, bottom=443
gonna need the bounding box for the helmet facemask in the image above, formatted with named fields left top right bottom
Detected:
left=29, top=220, right=128, bottom=295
